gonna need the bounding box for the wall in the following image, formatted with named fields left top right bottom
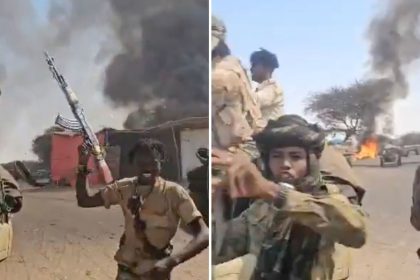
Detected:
left=180, top=128, right=209, bottom=180
left=50, top=133, right=105, bottom=187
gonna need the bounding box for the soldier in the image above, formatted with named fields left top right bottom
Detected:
left=212, top=15, right=266, bottom=256
left=75, top=138, right=209, bottom=280
left=213, top=115, right=367, bottom=280
left=212, top=15, right=264, bottom=157
left=0, top=165, right=23, bottom=261
left=187, top=147, right=209, bottom=225
left=250, top=48, right=284, bottom=124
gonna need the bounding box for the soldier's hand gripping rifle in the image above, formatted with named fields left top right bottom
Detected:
left=44, top=51, right=113, bottom=185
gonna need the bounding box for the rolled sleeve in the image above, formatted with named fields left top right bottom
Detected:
left=100, top=179, right=134, bottom=209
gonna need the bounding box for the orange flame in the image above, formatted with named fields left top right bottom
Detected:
left=356, top=137, right=379, bottom=160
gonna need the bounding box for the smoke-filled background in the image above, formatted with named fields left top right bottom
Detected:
left=365, top=0, right=420, bottom=135
left=105, top=0, right=209, bottom=128
left=0, top=0, right=208, bottom=162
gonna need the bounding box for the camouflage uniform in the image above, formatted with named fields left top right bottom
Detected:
left=254, top=78, right=284, bottom=125
left=320, top=145, right=365, bottom=202
left=100, top=176, right=202, bottom=279
left=211, top=16, right=264, bottom=158
left=212, top=15, right=265, bottom=257
left=0, top=165, right=23, bottom=261
left=214, top=115, right=367, bottom=280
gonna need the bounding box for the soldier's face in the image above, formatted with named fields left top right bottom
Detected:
left=251, top=63, right=266, bottom=82
left=134, top=152, right=161, bottom=185
left=268, top=147, right=308, bottom=184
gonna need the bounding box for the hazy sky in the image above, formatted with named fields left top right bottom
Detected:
left=212, top=0, right=420, bottom=136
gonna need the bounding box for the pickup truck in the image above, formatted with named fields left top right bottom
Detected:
left=401, top=145, right=420, bottom=157
left=380, top=145, right=402, bottom=167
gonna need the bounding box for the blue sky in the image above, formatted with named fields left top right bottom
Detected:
left=212, top=0, right=420, bottom=135
left=32, top=0, right=48, bottom=23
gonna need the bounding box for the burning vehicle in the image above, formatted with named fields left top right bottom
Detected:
left=355, top=135, right=406, bottom=167
left=356, top=136, right=379, bottom=161
left=379, top=144, right=402, bottom=167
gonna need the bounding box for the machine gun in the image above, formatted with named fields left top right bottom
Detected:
left=44, top=51, right=113, bottom=184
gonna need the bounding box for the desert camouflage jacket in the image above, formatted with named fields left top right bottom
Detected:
left=254, top=79, right=284, bottom=125
left=214, top=181, right=367, bottom=280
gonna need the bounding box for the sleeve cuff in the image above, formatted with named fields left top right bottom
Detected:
left=270, top=184, right=289, bottom=209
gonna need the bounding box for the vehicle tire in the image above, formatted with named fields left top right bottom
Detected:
left=397, top=156, right=402, bottom=166
left=380, top=158, right=384, bottom=167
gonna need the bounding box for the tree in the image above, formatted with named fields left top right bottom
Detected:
left=305, top=79, right=393, bottom=139
left=399, top=132, right=420, bottom=146
left=31, top=126, right=64, bottom=165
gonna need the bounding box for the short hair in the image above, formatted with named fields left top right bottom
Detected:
left=128, top=138, right=166, bottom=163
left=250, top=48, right=279, bottom=69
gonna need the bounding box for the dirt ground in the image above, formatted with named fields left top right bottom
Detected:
left=2, top=157, right=420, bottom=279
left=349, top=157, right=420, bottom=280
left=0, top=184, right=208, bottom=280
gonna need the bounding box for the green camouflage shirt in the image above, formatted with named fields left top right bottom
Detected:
left=214, top=181, right=367, bottom=280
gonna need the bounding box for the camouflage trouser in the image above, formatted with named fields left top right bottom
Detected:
left=116, top=265, right=170, bottom=280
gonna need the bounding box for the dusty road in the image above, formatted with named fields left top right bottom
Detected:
left=350, top=156, right=420, bottom=280
left=0, top=185, right=208, bottom=280
left=2, top=157, right=420, bottom=280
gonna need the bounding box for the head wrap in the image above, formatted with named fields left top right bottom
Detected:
left=212, top=15, right=226, bottom=50
left=254, top=114, right=326, bottom=191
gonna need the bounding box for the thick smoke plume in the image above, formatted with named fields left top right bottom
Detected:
left=104, top=0, right=209, bottom=128
left=0, top=0, right=208, bottom=162
left=0, top=0, right=127, bottom=162
left=366, top=0, right=420, bottom=133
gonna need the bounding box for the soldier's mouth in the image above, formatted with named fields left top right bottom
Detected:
left=141, top=167, right=158, bottom=177
left=141, top=172, right=152, bottom=178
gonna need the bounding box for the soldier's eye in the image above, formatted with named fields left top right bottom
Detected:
left=291, top=154, right=303, bottom=160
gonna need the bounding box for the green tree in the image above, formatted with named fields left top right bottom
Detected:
left=305, top=79, right=393, bottom=139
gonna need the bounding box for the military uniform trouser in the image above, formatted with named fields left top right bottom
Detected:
left=116, top=264, right=170, bottom=280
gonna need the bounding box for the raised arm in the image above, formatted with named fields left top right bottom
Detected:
left=75, top=145, right=105, bottom=208
left=273, top=184, right=367, bottom=248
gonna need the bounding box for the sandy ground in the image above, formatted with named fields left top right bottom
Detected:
left=0, top=185, right=208, bottom=280
left=1, top=156, right=420, bottom=279
left=349, top=156, right=420, bottom=280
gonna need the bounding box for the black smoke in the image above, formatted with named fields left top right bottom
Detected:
left=104, top=0, right=209, bottom=128
left=367, top=0, right=420, bottom=100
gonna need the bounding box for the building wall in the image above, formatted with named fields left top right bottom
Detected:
left=50, top=120, right=208, bottom=187
left=180, top=128, right=209, bottom=180
left=50, top=133, right=105, bottom=187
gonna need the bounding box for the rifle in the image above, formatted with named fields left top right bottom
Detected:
left=44, top=51, right=113, bottom=185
